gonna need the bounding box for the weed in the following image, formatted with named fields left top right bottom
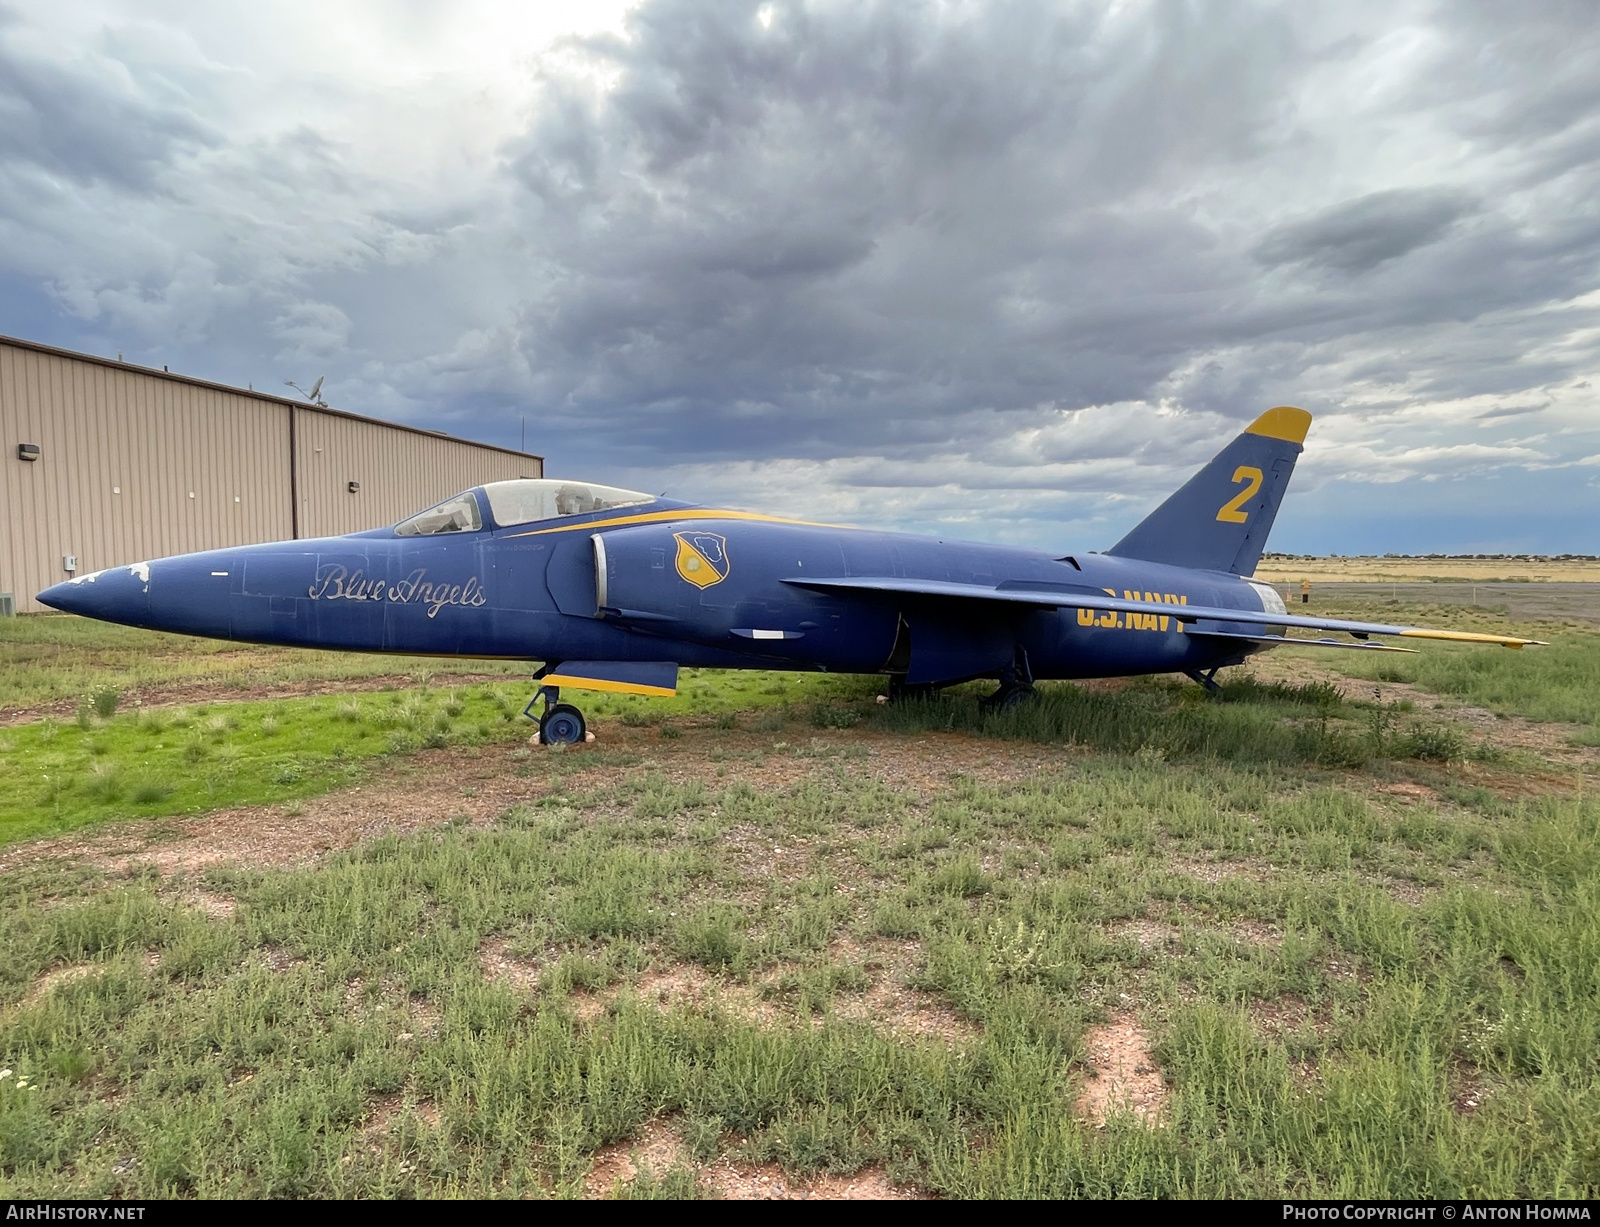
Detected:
left=671, top=903, right=748, bottom=968
left=92, top=686, right=121, bottom=719
left=1395, top=723, right=1466, bottom=762
left=82, top=761, right=123, bottom=803
left=931, top=855, right=990, bottom=898
left=751, top=710, right=788, bottom=734
left=809, top=702, right=862, bottom=730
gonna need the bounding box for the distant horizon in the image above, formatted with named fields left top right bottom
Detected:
left=1259, top=552, right=1600, bottom=562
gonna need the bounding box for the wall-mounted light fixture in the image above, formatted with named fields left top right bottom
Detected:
left=348, top=480, right=360, bottom=493
left=17, top=444, right=39, bottom=462
left=63, top=555, right=77, bottom=573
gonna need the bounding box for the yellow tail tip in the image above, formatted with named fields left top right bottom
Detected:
left=1245, top=406, right=1312, bottom=444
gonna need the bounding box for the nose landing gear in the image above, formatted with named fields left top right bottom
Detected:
left=524, top=679, right=589, bottom=746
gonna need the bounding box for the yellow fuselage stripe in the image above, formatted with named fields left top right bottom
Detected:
left=505, top=508, right=851, bottom=538
left=543, top=673, right=678, bottom=697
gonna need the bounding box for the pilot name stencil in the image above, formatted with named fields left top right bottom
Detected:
left=308, top=566, right=487, bottom=618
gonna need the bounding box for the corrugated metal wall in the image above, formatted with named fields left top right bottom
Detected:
left=295, top=406, right=539, bottom=539
left=1, top=338, right=542, bottom=613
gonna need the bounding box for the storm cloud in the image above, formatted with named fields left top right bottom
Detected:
left=2, top=0, right=1598, bottom=552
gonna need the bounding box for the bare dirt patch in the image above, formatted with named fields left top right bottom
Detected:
left=258, top=945, right=304, bottom=973
left=827, top=940, right=979, bottom=1044
left=563, top=948, right=978, bottom=1047
left=1249, top=993, right=1335, bottom=1044
left=181, top=889, right=236, bottom=920
left=698, top=1159, right=930, bottom=1200
left=1076, top=1013, right=1168, bottom=1126
left=1381, top=876, right=1436, bottom=906
left=1379, top=782, right=1439, bottom=803
left=1229, top=917, right=1284, bottom=946
left=479, top=937, right=541, bottom=992
left=1169, top=856, right=1273, bottom=887
left=1451, top=1063, right=1492, bottom=1116
left=582, top=1119, right=928, bottom=1200
left=22, top=962, right=101, bottom=1006
left=584, top=1119, right=694, bottom=1197
left=835, top=979, right=978, bottom=1045
left=364, top=1093, right=442, bottom=1138
left=1107, top=918, right=1181, bottom=951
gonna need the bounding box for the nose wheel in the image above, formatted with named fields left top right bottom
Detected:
left=524, top=678, right=589, bottom=746
left=541, top=703, right=587, bottom=745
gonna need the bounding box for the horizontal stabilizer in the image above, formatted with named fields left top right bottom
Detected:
left=781, top=576, right=1544, bottom=649
left=1189, top=633, right=1417, bottom=654
left=543, top=660, right=679, bottom=696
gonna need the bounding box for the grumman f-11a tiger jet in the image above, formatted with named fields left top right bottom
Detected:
left=39, top=407, right=1542, bottom=746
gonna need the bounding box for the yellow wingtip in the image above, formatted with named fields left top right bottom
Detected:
left=1245, top=406, right=1312, bottom=444
left=1395, top=629, right=1546, bottom=649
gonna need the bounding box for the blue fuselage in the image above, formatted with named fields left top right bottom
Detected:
left=40, top=497, right=1277, bottom=685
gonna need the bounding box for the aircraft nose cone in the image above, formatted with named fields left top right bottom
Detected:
left=36, top=564, right=153, bottom=625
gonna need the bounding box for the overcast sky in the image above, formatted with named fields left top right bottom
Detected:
left=3, top=0, right=1598, bottom=554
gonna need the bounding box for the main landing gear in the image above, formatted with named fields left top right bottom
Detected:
left=524, top=680, right=588, bottom=746
left=1184, top=667, right=1224, bottom=695
left=980, top=647, right=1036, bottom=713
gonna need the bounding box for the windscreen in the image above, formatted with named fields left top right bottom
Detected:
left=482, top=479, right=652, bottom=527
left=394, top=490, right=483, bottom=536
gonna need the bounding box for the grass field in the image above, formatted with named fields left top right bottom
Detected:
left=0, top=606, right=1596, bottom=1198
left=1254, top=555, right=1600, bottom=584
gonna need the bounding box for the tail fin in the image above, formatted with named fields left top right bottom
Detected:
left=1106, top=406, right=1311, bottom=575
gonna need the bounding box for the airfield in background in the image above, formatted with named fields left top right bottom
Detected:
left=1254, top=554, right=1600, bottom=623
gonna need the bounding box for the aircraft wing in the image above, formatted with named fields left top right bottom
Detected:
left=780, top=577, right=1544, bottom=649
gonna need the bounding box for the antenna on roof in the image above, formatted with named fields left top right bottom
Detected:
left=286, top=377, right=328, bottom=408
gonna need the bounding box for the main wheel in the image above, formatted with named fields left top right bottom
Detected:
left=979, top=683, right=1036, bottom=712
left=540, top=703, right=587, bottom=746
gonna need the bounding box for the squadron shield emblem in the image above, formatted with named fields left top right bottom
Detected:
left=673, top=532, right=730, bottom=589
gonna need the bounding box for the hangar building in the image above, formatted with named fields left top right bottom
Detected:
left=1, top=335, right=543, bottom=613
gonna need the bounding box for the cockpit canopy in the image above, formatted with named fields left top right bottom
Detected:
left=482, top=479, right=653, bottom=527
left=393, top=479, right=653, bottom=537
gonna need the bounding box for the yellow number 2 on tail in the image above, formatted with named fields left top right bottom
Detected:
left=1216, top=466, right=1263, bottom=523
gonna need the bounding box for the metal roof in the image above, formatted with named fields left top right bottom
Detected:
left=0, top=332, right=544, bottom=465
